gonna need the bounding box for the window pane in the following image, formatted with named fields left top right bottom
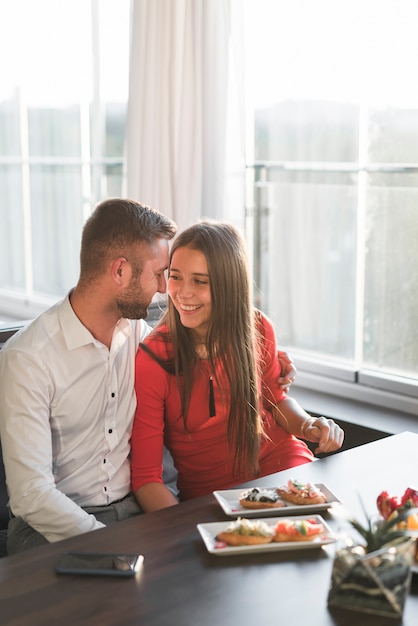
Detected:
left=368, top=107, right=418, bottom=165
left=105, top=103, right=128, bottom=158
left=104, top=163, right=124, bottom=197
left=255, top=101, right=359, bottom=163
left=0, top=166, right=25, bottom=289
left=29, top=106, right=82, bottom=157
left=30, top=165, right=84, bottom=296
left=258, top=180, right=357, bottom=359
left=0, top=98, right=21, bottom=157
left=363, top=183, right=418, bottom=377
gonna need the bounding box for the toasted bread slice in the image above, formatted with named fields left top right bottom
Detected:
left=239, top=487, right=286, bottom=509
left=277, top=479, right=327, bottom=505
left=273, top=518, right=324, bottom=542
left=216, top=517, right=275, bottom=546
left=217, top=531, right=274, bottom=546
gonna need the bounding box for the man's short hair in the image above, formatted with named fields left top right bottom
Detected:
left=80, top=198, right=177, bottom=278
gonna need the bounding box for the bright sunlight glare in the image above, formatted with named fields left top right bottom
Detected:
left=0, top=0, right=129, bottom=106
left=1, top=0, right=418, bottom=110
left=245, top=0, right=418, bottom=109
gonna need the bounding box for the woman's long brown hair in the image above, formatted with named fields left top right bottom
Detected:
left=145, top=221, right=263, bottom=477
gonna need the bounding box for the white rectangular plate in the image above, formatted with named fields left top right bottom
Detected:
left=213, top=483, right=340, bottom=518
left=197, top=515, right=336, bottom=556
left=411, top=538, right=418, bottom=574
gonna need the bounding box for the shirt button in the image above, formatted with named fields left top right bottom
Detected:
left=104, top=486, right=107, bottom=492
left=103, top=459, right=106, bottom=464
left=108, top=428, right=113, bottom=434
left=111, top=392, right=116, bottom=398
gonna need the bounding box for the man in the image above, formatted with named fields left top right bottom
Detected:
left=0, top=198, right=177, bottom=553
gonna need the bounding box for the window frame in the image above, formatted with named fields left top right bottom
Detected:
left=246, top=160, right=418, bottom=416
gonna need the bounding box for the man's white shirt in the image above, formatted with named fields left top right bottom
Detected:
left=0, top=295, right=151, bottom=543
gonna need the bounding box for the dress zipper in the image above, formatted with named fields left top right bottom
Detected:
left=209, top=376, right=216, bottom=417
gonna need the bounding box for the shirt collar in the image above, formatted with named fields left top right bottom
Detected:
left=58, top=292, right=132, bottom=352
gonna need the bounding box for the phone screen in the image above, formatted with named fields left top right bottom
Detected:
left=55, top=552, right=144, bottom=577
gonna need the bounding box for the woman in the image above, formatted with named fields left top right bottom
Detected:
left=131, top=221, right=344, bottom=511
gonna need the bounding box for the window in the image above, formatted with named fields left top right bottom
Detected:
left=0, top=0, right=130, bottom=320
left=1, top=0, right=417, bottom=416
left=244, top=0, right=418, bottom=407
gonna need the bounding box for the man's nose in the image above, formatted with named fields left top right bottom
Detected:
left=157, top=275, right=167, bottom=293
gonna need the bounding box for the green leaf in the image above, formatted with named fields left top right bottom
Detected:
left=347, top=502, right=418, bottom=553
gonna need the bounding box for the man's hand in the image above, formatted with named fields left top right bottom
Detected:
left=277, top=350, right=297, bottom=392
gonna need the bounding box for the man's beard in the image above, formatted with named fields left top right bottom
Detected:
left=116, top=260, right=152, bottom=320
left=116, top=300, right=149, bottom=320
left=116, top=287, right=151, bottom=320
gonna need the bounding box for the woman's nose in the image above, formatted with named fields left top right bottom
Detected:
left=177, top=281, right=193, bottom=298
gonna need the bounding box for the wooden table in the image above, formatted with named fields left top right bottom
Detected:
left=0, top=431, right=417, bottom=626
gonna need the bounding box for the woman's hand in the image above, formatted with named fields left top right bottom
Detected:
left=302, top=416, right=344, bottom=455
left=277, top=350, right=297, bottom=392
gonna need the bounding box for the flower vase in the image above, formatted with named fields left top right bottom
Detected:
left=327, top=538, right=415, bottom=619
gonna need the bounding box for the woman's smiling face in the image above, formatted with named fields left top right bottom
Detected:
left=168, top=245, right=212, bottom=341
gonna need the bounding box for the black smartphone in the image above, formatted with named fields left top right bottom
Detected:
left=55, top=552, right=144, bottom=577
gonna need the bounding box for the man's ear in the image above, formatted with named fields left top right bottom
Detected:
left=111, top=257, right=129, bottom=285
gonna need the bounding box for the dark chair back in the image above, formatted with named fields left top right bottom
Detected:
left=0, top=323, right=27, bottom=556
left=0, top=439, right=8, bottom=530
left=0, top=439, right=8, bottom=556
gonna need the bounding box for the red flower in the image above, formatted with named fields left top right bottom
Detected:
left=400, top=487, right=418, bottom=507
left=376, top=490, right=400, bottom=520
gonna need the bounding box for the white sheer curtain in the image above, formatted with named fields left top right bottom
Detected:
left=125, top=0, right=244, bottom=232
